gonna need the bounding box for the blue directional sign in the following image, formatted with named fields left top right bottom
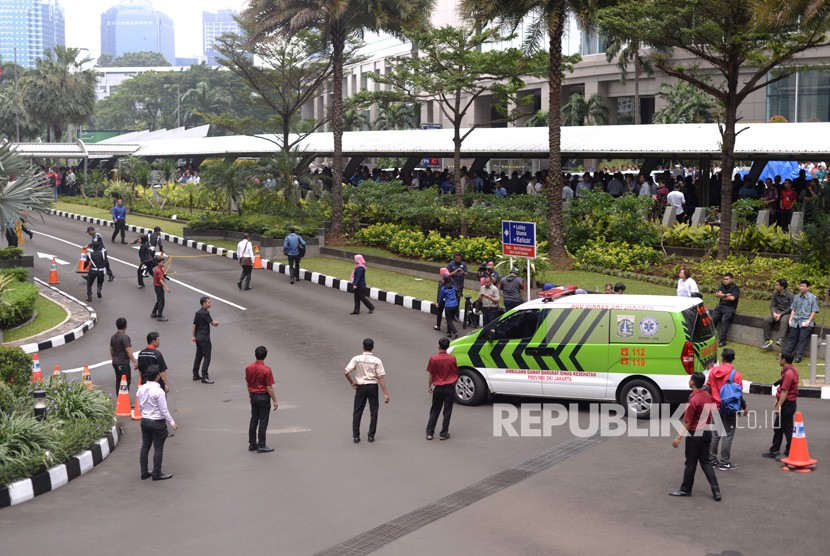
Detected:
left=502, top=220, right=537, bottom=258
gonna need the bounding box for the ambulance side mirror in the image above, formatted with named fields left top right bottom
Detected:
left=487, top=328, right=496, bottom=341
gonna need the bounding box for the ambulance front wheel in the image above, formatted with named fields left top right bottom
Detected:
left=619, top=379, right=661, bottom=419
left=455, top=368, right=488, bottom=406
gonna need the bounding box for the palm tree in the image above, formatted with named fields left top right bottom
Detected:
left=0, top=143, right=54, bottom=234
left=343, top=109, right=370, bottom=131
left=460, top=0, right=597, bottom=263
left=241, top=0, right=435, bottom=239
left=652, top=81, right=717, bottom=124
left=19, top=46, right=96, bottom=142
left=752, top=0, right=830, bottom=27
left=524, top=109, right=548, bottom=127
left=374, top=102, right=416, bottom=130
left=561, top=92, right=609, bottom=126
left=181, top=81, right=234, bottom=128
left=603, top=36, right=655, bottom=125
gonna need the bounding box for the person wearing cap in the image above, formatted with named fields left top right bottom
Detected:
left=151, top=253, right=171, bottom=321
left=500, top=267, right=525, bottom=311
left=283, top=227, right=306, bottom=285
left=86, top=226, right=114, bottom=281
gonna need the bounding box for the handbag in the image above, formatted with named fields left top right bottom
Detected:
left=298, top=240, right=306, bottom=258
left=240, top=241, right=253, bottom=267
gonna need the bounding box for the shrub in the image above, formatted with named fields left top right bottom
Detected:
left=0, top=346, right=33, bottom=388
left=0, top=281, right=38, bottom=329
left=662, top=223, right=719, bottom=249
left=0, top=267, right=30, bottom=282
left=0, top=247, right=23, bottom=260
left=47, top=382, right=114, bottom=424
left=0, top=413, right=58, bottom=486
left=188, top=213, right=319, bottom=238
left=573, top=239, right=666, bottom=272
left=565, top=191, right=660, bottom=253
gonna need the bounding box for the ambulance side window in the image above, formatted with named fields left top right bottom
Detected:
left=493, top=310, right=540, bottom=340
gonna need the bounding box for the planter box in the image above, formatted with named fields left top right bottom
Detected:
left=0, top=256, right=34, bottom=282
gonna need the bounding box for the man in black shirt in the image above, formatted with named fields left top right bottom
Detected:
left=86, top=226, right=114, bottom=281
left=137, top=331, right=169, bottom=393
left=711, top=273, right=740, bottom=347
left=109, top=317, right=138, bottom=396
left=192, top=296, right=219, bottom=384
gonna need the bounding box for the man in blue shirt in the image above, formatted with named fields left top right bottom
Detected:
left=283, top=227, right=307, bottom=285
left=111, top=198, right=127, bottom=244
left=446, top=252, right=468, bottom=303
left=786, top=280, right=820, bottom=363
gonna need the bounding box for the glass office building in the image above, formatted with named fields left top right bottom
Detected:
left=100, top=0, right=175, bottom=65
left=0, top=0, right=65, bottom=68
left=203, top=9, right=240, bottom=67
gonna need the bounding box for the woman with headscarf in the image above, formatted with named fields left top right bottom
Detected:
left=434, top=268, right=450, bottom=331
left=350, top=255, right=375, bottom=315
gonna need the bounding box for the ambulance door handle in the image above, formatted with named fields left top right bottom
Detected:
left=525, top=348, right=545, bottom=356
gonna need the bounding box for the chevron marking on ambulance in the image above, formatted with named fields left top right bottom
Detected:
left=568, top=310, right=608, bottom=373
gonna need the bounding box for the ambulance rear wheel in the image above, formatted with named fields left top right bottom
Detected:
left=620, top=379, right=661, bottom=419
left=455, top=368, right=487, bottom=406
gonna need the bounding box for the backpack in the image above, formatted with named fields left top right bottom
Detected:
left=719, top=368, right=742, bottom=415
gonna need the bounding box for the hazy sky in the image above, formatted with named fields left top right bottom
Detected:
left=63, top=0, right=249, bottom=60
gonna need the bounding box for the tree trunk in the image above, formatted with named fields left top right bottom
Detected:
left=453, top=91, right=467, bottom=237
left=717, top=91, right=739, bottom=260
left=633, top=53, right=641, bottom=125
left=546, top=8, right=569, bottom=266
left=329, top=30, right=346, bottom=240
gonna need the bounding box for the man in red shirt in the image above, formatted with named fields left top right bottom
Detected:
left=777, top=179, right=796, bottom=231
left=671, top=372, right=721, bottom=501
left=706, top=348, right=746, bottom=470
left=425, top=337, right=458, bottom=441
left=246, top=346, right=278, bottom=453
left=151, top=254, right=171, bottom=322
left=763, top=352, right=799, bottom=461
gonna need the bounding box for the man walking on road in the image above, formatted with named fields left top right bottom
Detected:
left=192, top=296, right=219, bottom=384
left=706, top=348, right=746, bottom=471
left=246, top=346, right=278, bottom=453
left=151, top=254, right=171, bottom=321
left=344, top=338, right=389, bottom=444
left=137, top=332, right=169, bottom=393
left=763, top=352, right=799, bottom=461
left=283, top=227, right=306, bottom=284
left=237, top=232, right=254, bottom=290
left=137, top=366, right=177, bottom=481
left=110, top=317, right=138, bottom=397
left=426, top=337, right=458, bottom=441
left=670, top=372, right=721, bottom=501
left=111, top=198, right=127, bottom=244
left=86, top=226, right=114, bottom=281
left=85, top=243, right=107, bottom=302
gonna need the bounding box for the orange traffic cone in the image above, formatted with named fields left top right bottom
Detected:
left=82, top=364, right=93, bottom=391
left=781, top=411, right=818, bottom=472
left=30, top=353, right=43, bottom=384
left=76, top=246, right=89, bottom=273
left=48, top=257, right=60, bottom=284
left=253, top=245, right=263, bottom=269
left=132, top=376, right=143, bottom=420
left=115, top=374, right=132, bottom=416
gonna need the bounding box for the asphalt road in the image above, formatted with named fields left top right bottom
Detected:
left=1, top=213, right=829, bottom=555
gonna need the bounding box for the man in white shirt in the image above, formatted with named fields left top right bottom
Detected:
left=137, top=366, right=177, bottom=481
left=526, top=176, right=539, bottom=195
left=344, top=338, right=390, bottom=443
left=479, top=275, right=501, bottom=325
left=666, top=183, right=686, bottom=222
left=236, top=232, right=255, bottom=290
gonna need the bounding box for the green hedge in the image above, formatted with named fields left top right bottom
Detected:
left=1, top=267, right=29, bottom=282
left=0, top=247, right=23, bottom=260
left=0, top=281, right=38, bottom=329
left=188, top=213, right=320, bottom=238
left=354, top=222, right=507, bottom=263
left=0, top=346, right=32, bottom=388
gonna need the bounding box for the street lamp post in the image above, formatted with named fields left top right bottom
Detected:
left=33, top=390, right=47, bottom=421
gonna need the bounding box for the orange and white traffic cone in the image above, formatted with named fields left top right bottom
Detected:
left=76, top=246, right=89, bottom=273
left=30, top=353, right=43, bottom=384
left=82, top=364, right=93, bottom=391
left=253, top=245, right=263, bottom=269
left=50, top=364, right=62, bottom=386
left=132, top=375, right=143, bottom=421
left=781, top=411, right=818, bottom=473
left=115, top=374, right=132, bottom=417
left=48, top=257, right=60, bottom=284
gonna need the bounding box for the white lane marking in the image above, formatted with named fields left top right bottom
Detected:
left=35, top=231, right=247, bottom=311
left=36, top=252, right=70, bottom=265
left=60, top=360, right=112, bottom=374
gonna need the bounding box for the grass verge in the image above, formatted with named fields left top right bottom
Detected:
left=3, top=294, right=68, bottom=342
left=52, top=202, right=185, bottom=237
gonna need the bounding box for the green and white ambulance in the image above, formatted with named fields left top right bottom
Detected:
left=449, top=292, right=718, bottom=418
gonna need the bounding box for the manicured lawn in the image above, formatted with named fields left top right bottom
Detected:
left=3, top=294, right=68, bottom=342
left=52, top=202, right=186, bottom=237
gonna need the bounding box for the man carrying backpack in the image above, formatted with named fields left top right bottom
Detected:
left=706, top=348, right=746, bottom=471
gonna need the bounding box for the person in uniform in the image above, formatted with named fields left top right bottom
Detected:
left=192, top=296, right=219, bottom=384
left=344, top=338, right=390, bottom=443
left=245, top=346, right=278, bottom=453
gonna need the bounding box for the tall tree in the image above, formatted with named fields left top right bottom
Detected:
left=241, top=0, right=435, bottom=240
left=602, top=34, right=656, bottom=124
left=181, top=81, right=233, bottom=127
left=373, top=102, right=416, bottom=131
left=111, top=51, right=171, bottom=67
left=598, top=0, right=830, bottom=259
left=652, top=81, right=717, bottom=124
left=461, top=0, right=599, bottom=264
left=561, top=92, right=609, bottom=125
left=752, top=0, right=830, bottom=27
left=19, top=46, right=97, bottom=142
left=343, top=108, right=370, bottom=131
left=0, top=143, right=54, bottom=232
left=378, top=25, right=539, bottom=236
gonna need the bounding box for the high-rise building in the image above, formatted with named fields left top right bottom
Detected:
left=0, top=0, right=65, bottom=69
left=203, top=9, right=240, bottom=66
left=100, top=0, right=175, bottom=65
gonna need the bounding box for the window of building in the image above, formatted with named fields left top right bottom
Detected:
left=767, top=70, right=830, bottom=123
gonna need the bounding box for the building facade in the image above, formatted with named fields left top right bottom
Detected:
left=203, top=9, right=240, bottom=67
left=100, top=0, right=175, bottom=65
left=0, top=0, right=65, bottom=69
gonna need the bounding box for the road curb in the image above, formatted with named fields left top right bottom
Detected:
left=16, top=278, right=98, bottom=355
left=49, top=209, right=828, bottom=400
left=0, top=424, right=122, bottom=509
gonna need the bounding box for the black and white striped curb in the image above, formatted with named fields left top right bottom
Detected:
left=0, top=424, right=122, bottom=509
left=747, top=381, right=830, bottom=400
left=18, top=278, right=97, bottom=355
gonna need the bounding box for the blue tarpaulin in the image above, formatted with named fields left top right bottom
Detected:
left=737, top=161, right=801, bottom=183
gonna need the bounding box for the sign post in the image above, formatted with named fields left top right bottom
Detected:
left=501, top=220, right=537, bottom=302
